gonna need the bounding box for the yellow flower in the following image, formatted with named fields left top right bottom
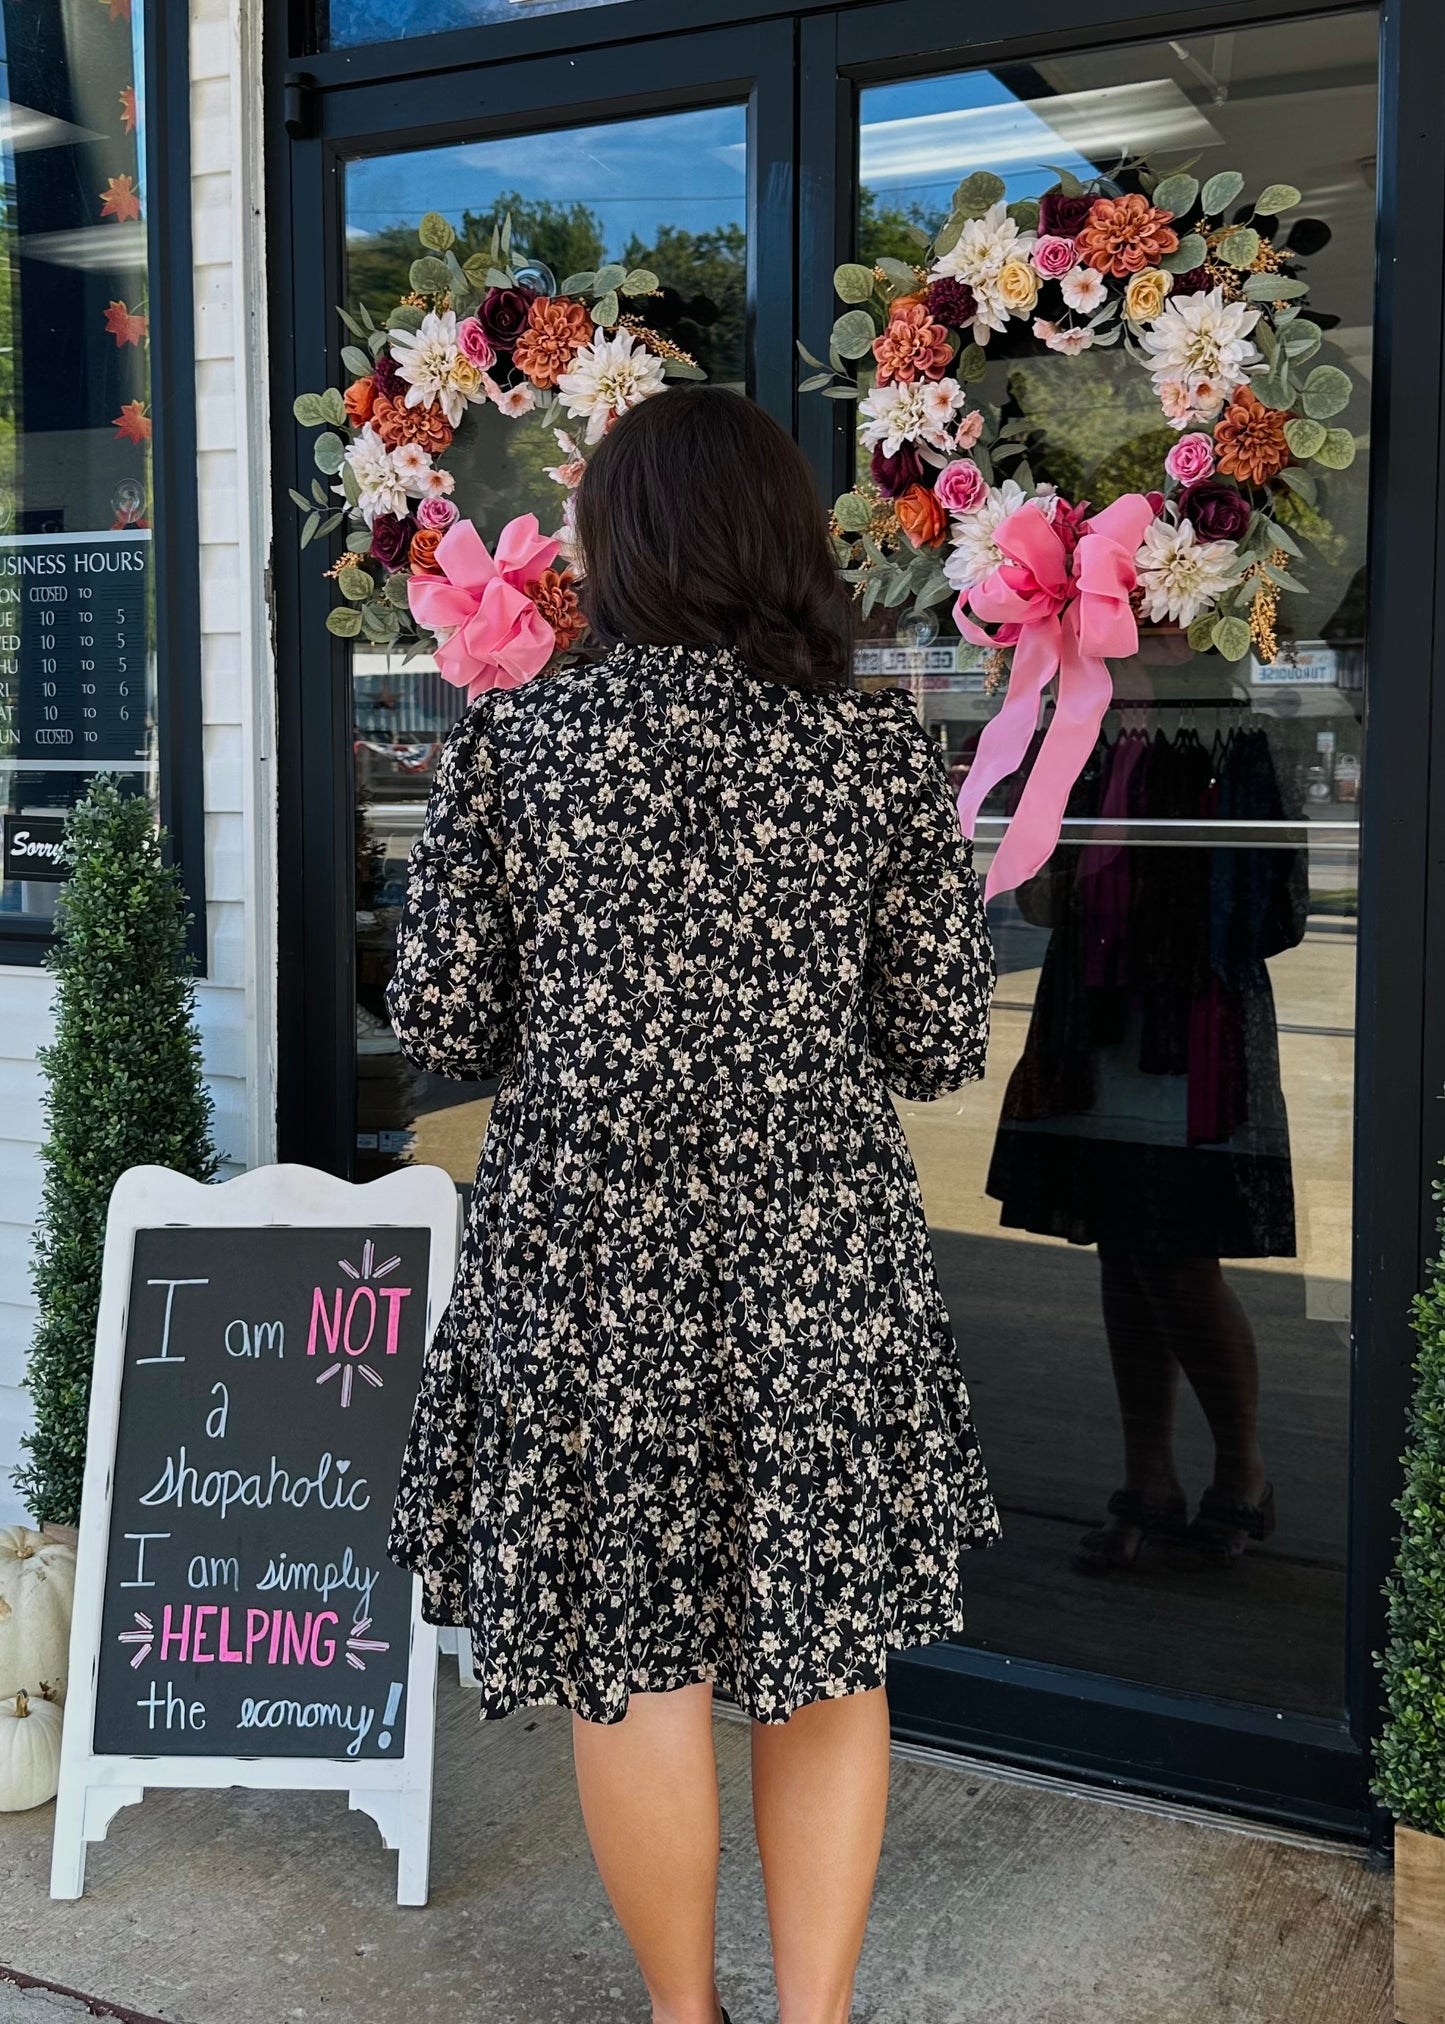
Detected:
left=450, top=355, right=485, bottom=398
left=997, top=258, right=1040, bottom=316
left=1124, top=266, right=1173, bottom=324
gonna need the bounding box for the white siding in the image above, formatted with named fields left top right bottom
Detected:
left=0, top=0, right=274, bottom=1522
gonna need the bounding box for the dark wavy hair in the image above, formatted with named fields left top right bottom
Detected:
left=573, top=386, right=853, bottom=694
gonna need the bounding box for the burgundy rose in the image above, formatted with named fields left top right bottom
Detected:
left=1038, top=190, right=1094, bottom=239
left=1180, top=480, right=1250, bottom=544
left=1168, top=265, right=1213, bottom=299
left=925, top=275, right=976, bottom=330
left=477, top=285, right=537, bottom=354
left=369, top=511, right=416, bottom=571
left=870, top=442, right=927, bottom=498
left=373, top=353, right=404, bottom=401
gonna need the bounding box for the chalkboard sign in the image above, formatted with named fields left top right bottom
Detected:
left=0, top=531, right=151, bottom=765
left=52, top=1164, right=460, bottom=1906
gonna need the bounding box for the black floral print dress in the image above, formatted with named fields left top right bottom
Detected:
left=386, top=643, right=998, bottom=1724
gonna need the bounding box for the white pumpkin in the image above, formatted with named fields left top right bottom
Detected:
left=0, top=1687, right=63, bottom=1811
left=0, top=1527, right=76, bottom=1702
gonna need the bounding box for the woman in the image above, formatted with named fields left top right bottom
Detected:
left=387, top=387, right=997, bottom=2024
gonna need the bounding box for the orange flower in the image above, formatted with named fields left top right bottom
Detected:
left=513, top=297, right=595, bottom=390
left=526, top=568, right=587, bottom=648
left=871, top=301, right=953, bottom=385
left=895, top=483, right=948, bottom=548
left=1213, top=385, right=1292, bottom=486
left=409, top=528, right=443, bottom=574
left=1075, top=193, right=1180, bottom=277
left=343, top=377, right=377, bottom=425
left=371, top=389, right=453, bottom=454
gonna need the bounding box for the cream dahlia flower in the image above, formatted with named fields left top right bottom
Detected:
left=557, top=331, right=667, bottom=444
left=388, top=310, right=488, bottom=428
left=931, top=201, right=1038, bottom=338
left=1139, top=289, right=1261, bottom=407
left=1133, top=516, right=1242, bottom=626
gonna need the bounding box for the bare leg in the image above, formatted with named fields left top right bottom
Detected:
left=1099, top=1245, right=1185, bottom=1508
left=572, top=1683, right=724, bottom=2024
left=1136, top=1256, right=1268, bottom=1508
left=751, top=1686, right=891, bottom=2024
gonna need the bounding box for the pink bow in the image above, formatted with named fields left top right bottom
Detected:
left=407, top=514, right=560, bottom=700
left=954, top=492, right=1156, bottom=900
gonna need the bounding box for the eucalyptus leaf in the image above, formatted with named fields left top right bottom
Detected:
left=486, top=267, right=515, bottom=291
left=300, top=513, right=320, bottom=548
left=313, top=431, right=346, bottom=476
left=1151, top=173, right=1199, bottom=217
left=311, top=478, right=328, bottom=504
left=796, top=339, right=827, bottom=369
left=1256, top=182, right=1302, bottom=214
left=1201, top=169, right=1245, bottom=216
left=831, top=308, right=877, bottom=360
left=1211, top=615, right=1253, bottom=662
left=383, top=573, right=413, bottom=608
left=1278, top=317, right=1322, bottom=357
left=1006, top=199, right=1040, bottom=232
left=916, top=576, right=956, bottom=610
left=336, top=306, right=366, bottom=339
left=932, top=212, right=965, bottom=259
left=1218, top=227, right=1260, bottom=269
left=1161, top=233, right=1207, bottom=274
left=1042, top=166, right=1085, bottom=197
left=861, top=577, right=881, bottom=619
left=834, top=262, right=876, bottom=304
left=325, top=605, right=363, bottom=638
left=798, top=372, right=835, bottom=393
left=292, top=392, right=326, bottom=427
left=662, top=358, right=707, bottom=380
left=904, top=223, right=932, bottom=249
left=1301, top=364, right=1353, bottom=420
left=883, top=574, right=912, bottom=608
left=418, top=210, right=455, bottom=252
left=821, top=384, right=862, bottom=399
left=463, top=252, right=494, bottom=288
left=1284, top=416, right=1328, bottom=459
left=358, top=302, right=375, bottom=332
left=1244, top=273, right=1309, bottom=300
left=408, top=256, right=452, bottom=294
left=367, top=327, right=390, bottom=358
left=876, top=256, right=922, bottom=292
left=1264, top=517, right=1303, bottom=557
left=1252, top=368, right=1294, bottom=412
left=957, top=343, right=988, bottom=383
left=594, top=263, right=627, bottom=292
left=287, top=488, right=312, bottom=511
left=346, top=530, right=374, bottom=553
left=1276, top=466, right=1317, bottom=503
left=341, top=463, right=361, bottom=507
left=1187, top=613, right=1218, bottom=653
left=560, top=270, right=596, bottom=294
left=341, top=344, right=373, bottom=379
left=953, top=170, right=1006, bottom=216
left=1261, top=562, right=1308, bottom=593
left=501, top=214, right=513, bottom=259
left=1255, top=320, right=1278, bottom=362
left=970, top=445, right=993, bottom=484
left=592, top=291, right=620, bottom=326
left=389, top=304, right=424, bottom=334
left=833, top=493, right=874, bottom=533
left=317, top=513, right=345, bottom=538
left=622, top=268, right=659, bottom=296
left=337, top=566, right=374, bottom=603
left=1314, top=428, right=1357, bottom=470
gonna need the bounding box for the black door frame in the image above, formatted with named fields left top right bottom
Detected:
left=268, top=0, right=1445, bottom=1842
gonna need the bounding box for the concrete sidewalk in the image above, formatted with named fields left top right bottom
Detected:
left=0, top=1673, right=1391, bottom=2024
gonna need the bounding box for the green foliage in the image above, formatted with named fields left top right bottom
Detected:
left=14, top=782, right=216, bottom=1526
left=1375, top=1167, right=1445, bottom=1837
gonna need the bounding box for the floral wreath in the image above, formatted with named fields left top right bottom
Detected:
left=804, top=161, right=1361, bottom=896
left=291, top=210, right=705, bottom=697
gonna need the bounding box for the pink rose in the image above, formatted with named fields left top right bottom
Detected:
left=1032, top=235, right=1078, bottom=279
left=934, top=459, right=988, bottom=514
left=1164, top=432, right=1216, bottom=485
left=416, top=495, right=459, bottom=531
left=456, top=317, right=496, bottom=371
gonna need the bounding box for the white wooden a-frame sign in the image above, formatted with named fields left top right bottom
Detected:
left=51, top=1163, right=459, bottom=1906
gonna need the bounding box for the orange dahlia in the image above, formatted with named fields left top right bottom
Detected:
left=371, top=389, right=454, bottom=454
left=1075, top=193, right=1180, bottom=277
left=1213, top=386, right=1292, bottom=486
left=513, top=297, right=595, bottom=389
left=527, top=568, right=587, bottom=648
left=871, top=301, right=953, bottom=384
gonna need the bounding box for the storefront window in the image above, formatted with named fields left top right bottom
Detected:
left=326, top=0, right=628, bottom=51
left=346, top=103, right=747, bottom=1178
left=0, top=0, right=156, bottom=936
left=856, top=14, right=1375, bottom=1717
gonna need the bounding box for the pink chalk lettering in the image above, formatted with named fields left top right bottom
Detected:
left=218, top=1606, right=244, bottom=1663
left=343, top=1285, right=376, bottom=1357
left=246, top=1608, right=269, bottom=1664
left=192, top=1602, right=217, bottom=1662
left=159, top=1603, right=192, bottom=1662
left=310, top=1612, right=339, bottom=1666
left=378, top=1286, right=411, bottom=1354
left=281, top=1612, right=311, bottom=1667
left=307, top=1286, right=343, bottom=1356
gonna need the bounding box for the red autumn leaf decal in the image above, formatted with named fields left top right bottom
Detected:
left=100, top=0, right=132, bottom=20
left=103, top=300, right=147, bottom=347
left=112, top=401, right=152, bottom=445
left=100, top=175, right=141, bottom=224
left=119, top=86, right=138, bottom=135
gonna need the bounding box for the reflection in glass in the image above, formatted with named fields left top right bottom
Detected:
left=347, top=104, right=748, bottom=1184
left=327, top=0, right=628, bottom=51
left=858, top=13, right=1376, bottom=1718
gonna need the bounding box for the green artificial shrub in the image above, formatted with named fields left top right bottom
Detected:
left=1374, top=1162, right=1445, bottom=1837
left=14, top=780, right=216, bottom=1525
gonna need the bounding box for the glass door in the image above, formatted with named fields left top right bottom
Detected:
left=274, top=22, right=796, bottom=1187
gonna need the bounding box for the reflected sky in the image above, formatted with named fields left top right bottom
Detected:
left=346, top=103, right=747, bottom=257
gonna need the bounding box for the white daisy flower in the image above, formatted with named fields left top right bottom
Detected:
left=859, top=377, right=964, bottom=456
left=930, top=201, right=1037, bottom=338
left=1059, top=266, right=1108, bottom=313
left=1133, top=515, right=1243, bottom=626
left=1139, top=289, right=1261, bottom=407
left=557, top=331, right=667, bottom=444
left=943, top=479, right=1032, bottom=594
left=387, top=310, right=488, bottom=428
left=338, top=423, right=409, bottom=526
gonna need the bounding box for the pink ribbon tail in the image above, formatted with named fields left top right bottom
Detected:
left=954, top=613, right=1061, bottom=840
